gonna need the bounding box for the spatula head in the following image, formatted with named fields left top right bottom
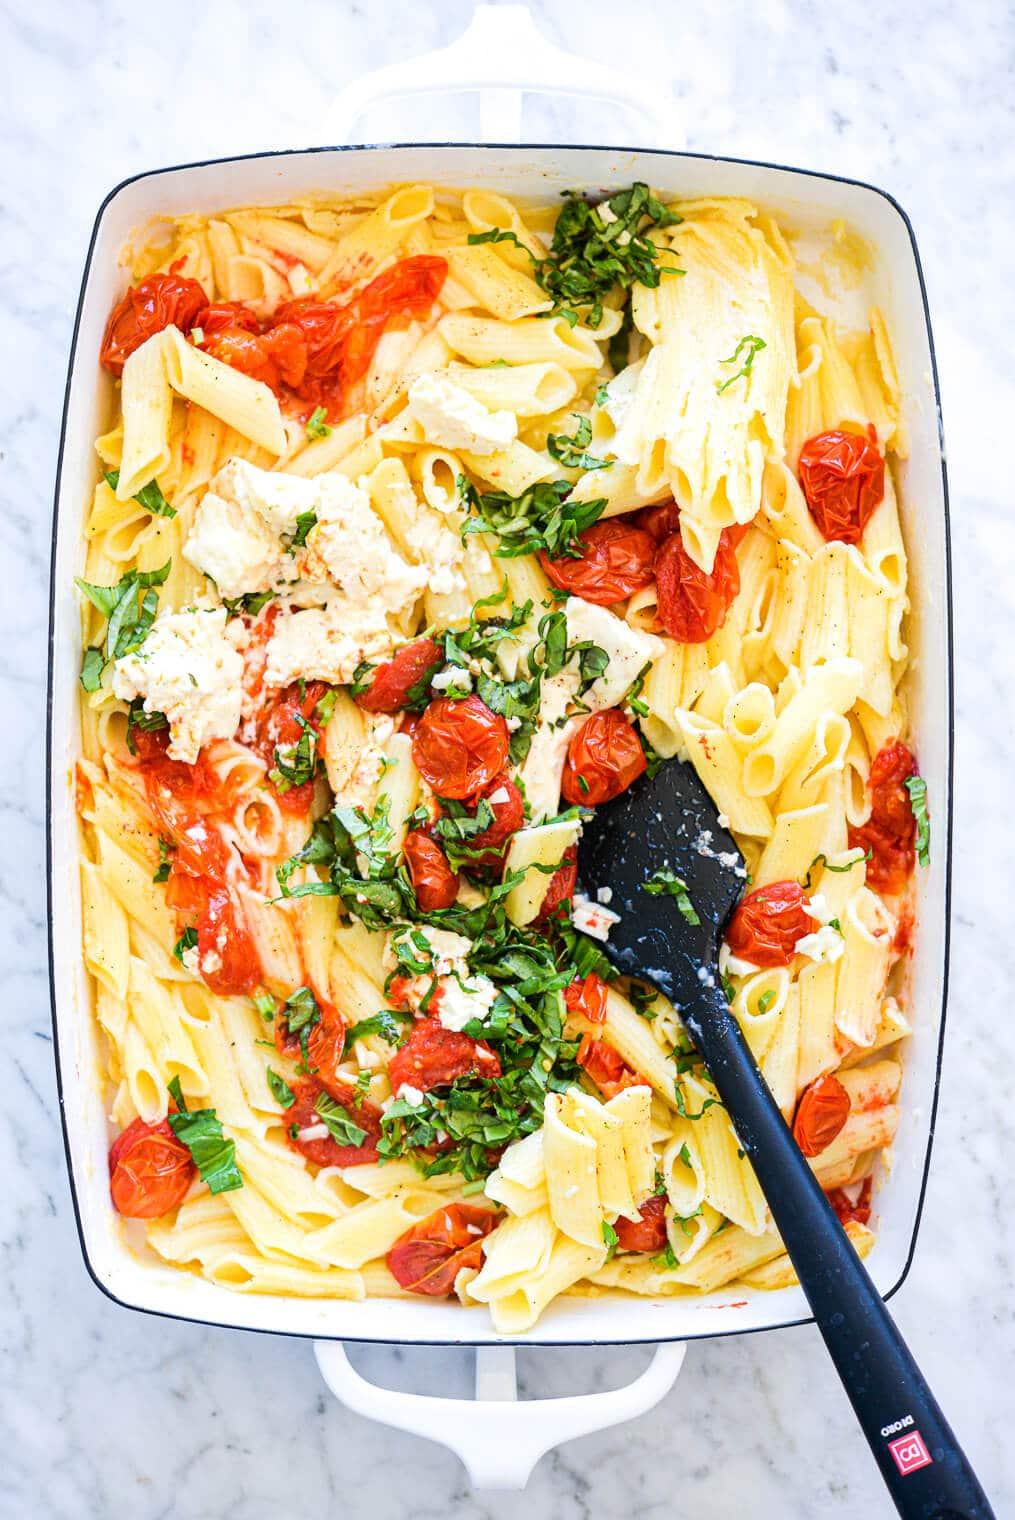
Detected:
left=576, top=760, right=749, bottom=1011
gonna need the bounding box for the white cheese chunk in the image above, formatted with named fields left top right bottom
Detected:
left=718, top=943, right=761, bottom=978
left=407, top=372, right=518, bottom=456
left=302, top=472, right=426, bottom=608
left=406, top=511, right=466, bottom=596
left=398, top=1084, right=425, bottom=1108
left=265, top=603, right=396, bottom=690
left=430, top=665, right=473, bottom=693
left=386, top=926, right=473, bottom=978
left=112, top=606, right=244, bottom=764
left=564, top=597, right=664, bottom=711
left=571, top=892, right=620, bottom=942
left=211, top=456, right=320, bottom=539
left=184, top=489, right=296, bottom=600
left=435, top=972, right=499, bottom=1032
left=795, top=924, right=845, bottom=965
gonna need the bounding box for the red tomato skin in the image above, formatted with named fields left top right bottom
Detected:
left=249, top=678, right=328, bottom=814
left=655, top=527, right=741, bottom=643
left=577, top=1034, right=643, bottom=1100
left=275, top=1002, right=348, bottom=1097
left=411, top=695, right=509, bottom=800
left=100, top=273, right=208, bottom=376
left=636, top=499, right=683, bottom=543
left=196, top=887, right=263, bottom=996
left=793, top=1073, right=851, bottom=1157
left=387, top=1202, right=497, bottom=1296
left=798, top=427, right=885, bottom=546
left=285, top=1077, right=382, bottom=1167
left=614, top=1194, right=668, bottom=1253
left=725, top=880, right=818, bottom=969
left=564, top=972, right=609, bottom=1025
left=108, top=1116, right=196, bottom=1219
left=456, top=772, right=525, bottom=870
left=540, top=520, right=657, bottom=605
left=826, top=1176, right=872, bottom=1228
left=404, top=831, right=460, bottom=911
left=561, top=709, right=647, bottom=806
left=847, top=740, right=919, bottom=896
left=355, top=638, right=443, bottom=713
left=202, top=322, right=307, bottom=391
left=194, top=301, right=261, bottom=336
left=388, top=1019, right=501, bottom=1095
left=535, top=845, right=579, bottom=926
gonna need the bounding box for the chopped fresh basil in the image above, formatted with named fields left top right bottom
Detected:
left=80, top=646, right=105, bottom=692
left=76, top=559, right=172, bottom=687
left=153, top=836, right=175, bottom=884
left=125, top=698, right=168, bottom=755
left=104, top=468, right=176, bottom=520
left=641, top=869, right=701, bottom=925
left=652, top=1240, right=680, bottom=1269
left=546, top=414, right=610, bottom=472
left=314, top=689, right=337, bottom=725
left=266, top=1068, right=295, bottom=1108
left=314, top=1092, right=368, bottom=1149
left=757, top=989, right=775, bottom=1016
left=173, top=927, right=198, bottom=964
left=254, top=992, right=277, bottom=1022
left=290, top=510, right=317, bottom=548
left=601, top=1218, right=619, bottom=1261
left=222, top=588, right=276, bottom=618
left=269, top=713, right=319, bottom=792
left=167, top=1076, right=243, bottom=1194
left=342, top=1009, right=412, bottom=1052
left=595, top=383, right=610, bottom=406
left=904, top=775, right=931, bottom=866
left=674, top=1082, right=721, bottom=1122
left=305, top=407, right=332, bottom=440
left=716, top=335, right=766, bottom=395
left=461, top=477, right=606, bottom=561
left=282, top=985, right=321, bottom=1036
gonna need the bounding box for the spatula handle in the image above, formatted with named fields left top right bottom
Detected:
left=693, top=984, right=994, bottom=1519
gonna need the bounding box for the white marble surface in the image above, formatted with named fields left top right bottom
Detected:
left=2, top=0, right=1012, bottom=1514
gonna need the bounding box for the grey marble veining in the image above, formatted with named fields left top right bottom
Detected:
left=1, top=1, right=1012, bottom=1515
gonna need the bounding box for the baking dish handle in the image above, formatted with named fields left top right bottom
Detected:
left=313, top=1339, right=686, bottom=1489
left=329, top=4, right=682, bottom=148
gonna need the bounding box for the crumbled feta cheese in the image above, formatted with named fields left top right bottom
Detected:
left=505, top=715, right=523, bottom=732
left=329, top=713, right=396, bottom=808
left=435, top=972, right=499, bottom=1032
left=406, top=511, right=466, bottom=597
left=264, top=603, right=394, bottom=689
left=298, top=1124, right=330, bottom=1143
left=807, top=892, right=834, bottom=925
left=430, top=665, right=473, bottom=693
left=112, top=606, right=244, bottom=764
left=180, top=946, right=201, bottom=976
left=572, top=892, right=621, bottom=942
left=386, top=926, right=473, bottom=978
left=795, top=924, right=846, bottom=965
left=406, top=372, right=518, bottom=455
left=487, top=786, right=510, bottom=806
left=596, top=886, right=613, bottom=905
left=211, top=457, right=320, bottom=540
left=719, top=943, right=760, bottom=978
left=184, top=489, right=294, bottom=600
left=564, top=599, right=663, bottom=711
left=302, top=473, right=426, bottom=608
left=399, top=1084, right=425, bottom=1108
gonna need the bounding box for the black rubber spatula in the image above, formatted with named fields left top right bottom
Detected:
left=578, top=759, right=994, bottom=1520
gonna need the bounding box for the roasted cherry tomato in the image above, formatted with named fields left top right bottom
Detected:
left=540, top=519, right=657, bottom=605
left=826, top=1176, right=872, bottom=1228
left=274, top=1000, right=348, bottom=1097
left=564, top=971, right=609, bottom=1025
left=284, top=1076, right=382, bottom=1167
left=614, top=1195, right=668, bottom=1253
left=725, top=880, right=818, bottom=969
left=847, top=740, right=920, bottom=896
left=250, top=678, right=329, bottom=813
left=793, top=1074, right=851, bottom=1157
left=193, top=301, right=261, bottom=336
left=194, top=885, right=263, bottom=996
left=387, top=1018, right=501, bottom=1095
left=100, top=272, right=208, bottom=376
left=655, top=526, right=741, bottom=643
left=576, top=1034, right=643, bottom=1100
left=636, top=499, right=683, bottom=543
left=534, top=845, right=579, bottom=926
left=202, top=321, right=308, bottom=391
left=411, top=695, right=509, bottom=800
left=798, top=426, right=885, bottom=546
left=561, top=708, right=646, bottom=806
left=355, top=638, right=443, bottom=713
left=270, top=298, right=354, bottom=382
left=387, top=1202, right=497, bottom=1296
left=108, top=1115, right=196, bottom=1218
left=404, top=830, right=460, bottom=911
left=452, top=771, right=525, bottom=871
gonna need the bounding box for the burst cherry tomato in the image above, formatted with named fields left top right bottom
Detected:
left=250, top=678, right=329, bottom=813
left=194, top=886, right=263, bottom=996
left=355, top=638, right=443, bottom=713
left=847, top=740, right=920, bottom=896
left=404, top=831, right=460, bottom=911
left=202, top=321, right=308, bottom=390
left=636, top=500, right=683, bottom=543
left=576, top=1034, right=643, bottom=1100
left=535, top=845, right=579, bottom=926
left=825, top=1176, right=872, bottom=1228
left=274, top=1000, right=348, bottom=1096
left=793, top=1073, right=851, bottom=1158
left=725, top=880, right=818, bottom=969
left=100, top=272, right=208, bottom=376
left=454, top=772, right=525, bottom=871
left=387, top=1202, right=497, bottom=1296
left=411, top=695, right=509, bottom=800
left=561, top=708, right=646, bottom=806
left=655, top=526, right=741, bottom=643
left=387, top=1019, right=501, bottom=1095
left=194, top=301, right=261, bottom=336
left=798, top=427, right=885, bottom=545
left=614, top=1194, right=668, bottom=1253
left=540, top=520, right=657, bottom=605
left=285, top=1076, right=381, bottom=1167
left=564, top=971, right=609, bottom=1025
left=270, top=298, right=354, bottom=381
left=108, top=1115, right=196, bottom=1218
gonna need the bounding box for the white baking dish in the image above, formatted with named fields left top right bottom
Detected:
left=46, top=6, right=952, bottom=1486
